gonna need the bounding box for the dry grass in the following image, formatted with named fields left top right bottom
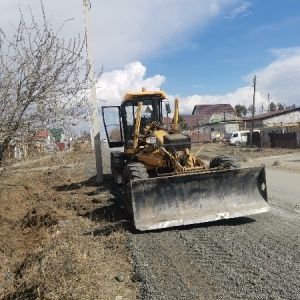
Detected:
left=0, top=148, right=137, bottom=300
left=6, top=219, right=136, bottom=299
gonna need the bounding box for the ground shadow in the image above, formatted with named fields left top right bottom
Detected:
left=53, top=173, right=136, bottom=233
left=179, top=216, right=256, bottom=231
left=53, top=174, right=111, bottom=192
left=133, top=216, right=256, bottom=235
left=78, top=177, right=136, bottom=234
left=81, top=201, right=135, bottom=235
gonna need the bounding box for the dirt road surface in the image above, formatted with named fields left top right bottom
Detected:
left=128, top=152, right=300, bottom=300
left=1, top=142, right=299, bottom=299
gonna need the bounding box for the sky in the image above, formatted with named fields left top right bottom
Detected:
left=1, top=0, right=300, bottom=132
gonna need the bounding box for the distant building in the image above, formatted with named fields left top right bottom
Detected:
left=242, top=107, right=300, bottom=148
left=179, top=115, right=200, bottom=129
left=162, top=117, right=173, bottom=129
left=176, top=103, right=300, bottom=147
left=242, top=106, right=300, bottom=130
left=180, top=104, right=240, bottom=140
left=192, top=104, right=235, bottom=117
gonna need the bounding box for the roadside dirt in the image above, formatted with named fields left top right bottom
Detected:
left=0, top=142, right=299, bottom=299
left=194, top=141, right=299, bottom=162
left=0, top=144, right=137, bottom=300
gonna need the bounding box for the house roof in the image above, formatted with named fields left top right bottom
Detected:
left=243, top=106, right=300, bottom=121
left=180, top=115, right=200, bottom=128
left=180, top=113, right=239, bottom=128
left=192, top=104, right=235, bottom=116
left=179, top=104, right=238, bottom=128
left=162, top=117, right=173, bottom=125
left=37, top=130, right=49, bottom=137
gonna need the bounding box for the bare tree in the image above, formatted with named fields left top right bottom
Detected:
left=235, top=104, right=247, bottom=117
left=0, top=2, right=92, bottom=163
left=269, top=102, right=277, bottom=112
left=277, top=102, right=285, bottom=111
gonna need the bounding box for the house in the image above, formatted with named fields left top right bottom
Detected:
left=180, top=104, right=240, bottom=140
left=242, top=106, right=300, bottom=130
left=178, top=115, right=200, bottom=131
left=242, top=107, right=300, bottom=148
left=3, top=129, right=51, bottom=159
left=192, top=104, right=235, bottom=116
left=162, top=116, right=173, bottom=130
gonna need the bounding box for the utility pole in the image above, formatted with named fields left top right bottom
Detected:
left=83, top=0, right=103, bottom=183
left=250, top=75, right=256, bottom=146
left=268, top=93, right=270, bottom=112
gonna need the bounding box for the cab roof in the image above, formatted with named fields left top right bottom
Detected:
left=123, top=89, right=166, bottom=102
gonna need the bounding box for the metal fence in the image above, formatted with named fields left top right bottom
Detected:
left=268, top=132, right=299, bottom=148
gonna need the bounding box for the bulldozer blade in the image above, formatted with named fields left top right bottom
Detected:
left=130, top=166, right=269, bottom=231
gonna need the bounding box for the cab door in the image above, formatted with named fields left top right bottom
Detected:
left=102, top=106, right=124, bottom=148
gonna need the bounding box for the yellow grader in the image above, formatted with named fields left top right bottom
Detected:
left=102, top=88, right=269, bottom=231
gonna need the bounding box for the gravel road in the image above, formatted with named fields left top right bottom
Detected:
left=128, top=157, right=300, bottom=299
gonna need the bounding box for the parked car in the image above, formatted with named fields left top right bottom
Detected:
left=229, top=131, right=249, bottom=145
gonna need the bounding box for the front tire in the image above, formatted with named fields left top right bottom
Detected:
left=123, top=163, right=149, bottom=216
left=209, top=155, right=241, bottom=169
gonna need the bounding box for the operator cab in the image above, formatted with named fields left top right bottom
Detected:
left=102, top=88, right=170, bottom=149
left=121, top=99, right=163, bottom=148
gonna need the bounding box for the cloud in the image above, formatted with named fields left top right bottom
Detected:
left=96, top=62, right=165, bottom=106
left=88, top=0, right=240, bottom=70
left=225, top=1, right=252, bottom=19
left=244, top=47, right=300, bottom=107
left=177, top=47, right=300, bottom=114
left=1, top=0, right=238, bottom=71
left=95, top=61, right=250, bottom=116
left=95, top=47, right=300, bottom=119
left=177, top=86, right=254, bottom=115
left=93, top=61, right=254, bottom=118
left=3, top=1, right=298, bottom=134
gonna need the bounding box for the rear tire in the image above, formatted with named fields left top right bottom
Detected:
left=209, top=155, right=241, bottom=169
left=123, top=163, right=149, bottom=216
left=111, top=151, right=126, bottom=184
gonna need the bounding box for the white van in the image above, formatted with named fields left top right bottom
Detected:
left=229, top=130, right=249, bottom=145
